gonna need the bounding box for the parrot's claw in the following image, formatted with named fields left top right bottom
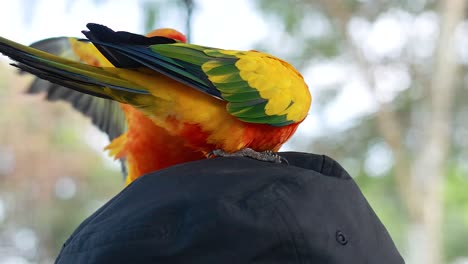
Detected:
left=207, top=148, right=289, bottom=165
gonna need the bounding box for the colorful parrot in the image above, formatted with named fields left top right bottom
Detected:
left=0, top=24, right=311, bottom=184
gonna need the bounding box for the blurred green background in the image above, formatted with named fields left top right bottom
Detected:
left=1, top=0, right=468, bottom=263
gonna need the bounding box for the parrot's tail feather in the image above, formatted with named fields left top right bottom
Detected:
left=0, top=36, right=151, bottom=104
left=13, top=63, right=112, bottom=99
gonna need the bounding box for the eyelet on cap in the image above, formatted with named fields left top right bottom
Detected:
left=335, top=230, right=348, bottom=245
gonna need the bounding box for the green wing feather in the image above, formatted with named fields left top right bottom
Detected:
left=149, top=44, right=310, bottom=126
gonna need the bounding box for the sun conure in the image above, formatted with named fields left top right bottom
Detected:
left=0, top=23, right=311, bottom=184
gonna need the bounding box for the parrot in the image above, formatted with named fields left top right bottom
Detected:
left=0, top=23, right=311, bottom=184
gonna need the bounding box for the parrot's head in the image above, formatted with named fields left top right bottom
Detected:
left=146, top=28, right=187, bottom=43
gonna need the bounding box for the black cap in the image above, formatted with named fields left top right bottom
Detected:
left=55, top=152, right=404, bottom=264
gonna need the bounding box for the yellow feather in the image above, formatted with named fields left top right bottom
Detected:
left=68, top=38, right=113, bottom=67
left=233, top=51, right=311, bottom=121
left=105, top=133, right=127, bottom=159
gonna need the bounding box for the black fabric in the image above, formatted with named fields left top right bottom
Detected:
left=55, top=152, right=405, bottom=264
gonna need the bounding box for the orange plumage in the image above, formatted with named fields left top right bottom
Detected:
left=107, top=105, right=206, bottom=184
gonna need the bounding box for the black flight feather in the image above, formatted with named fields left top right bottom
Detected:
left=82, top=23, right=176, bottom=68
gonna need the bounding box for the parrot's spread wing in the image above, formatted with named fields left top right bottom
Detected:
left=0, top=35, right=158, bottom=178
left=83, top=24, right=310, bottom=126
left=23, top=37, right=131, bottom=176
left=25, top=37, right=126, bottom=141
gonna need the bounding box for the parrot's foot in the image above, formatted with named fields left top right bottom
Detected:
left=208, top=148, right=288, bottom=165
